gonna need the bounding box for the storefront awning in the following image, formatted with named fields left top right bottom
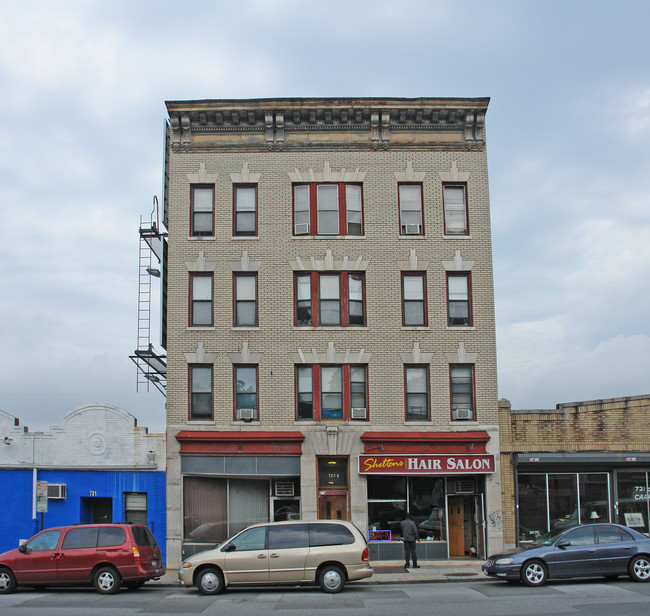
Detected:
left=361, top=431, right=491, bottom=454
left=176, top=431, right=305, bottom=455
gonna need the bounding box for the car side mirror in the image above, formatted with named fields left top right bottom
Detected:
left=557, top=540, right=570, bottom=549
left=19, top=545, right=27, bottom=553
left=221, top=543, right=236, bottom=552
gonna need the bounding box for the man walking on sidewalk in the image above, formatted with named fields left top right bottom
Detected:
left=400, top=513, right=419, bottom=569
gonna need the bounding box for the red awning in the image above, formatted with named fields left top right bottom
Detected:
left=176, top=431, right=305, bottom=455
left=360, top=431, right=490, bottom=454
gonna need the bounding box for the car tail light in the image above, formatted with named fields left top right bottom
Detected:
left=132, top=546, right=141, bottom=563
left=361, top=547, right=369, bottom=562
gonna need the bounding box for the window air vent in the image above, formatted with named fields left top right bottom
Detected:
left=275, top=482, right=295, bottom=497
left=403, top=224, right=421, bottom=235
left=294, top=223, right=310, bottom=235
left=453, top=480, right=476, bottom=494
left=452, top=408, right=474, bottom=421
left=237, top=408, right=255, bottom=421
left=47, top=484, right=67, bottom=500
left=351, top=407, right=368, bottom=420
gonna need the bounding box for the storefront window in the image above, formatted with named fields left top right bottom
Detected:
left=518, top=474, right=547, bottom=541
left=548, top=474, right=578, bottom=531
left=617, top=472, right=649, bottom=535
left=579, top=474, right=610, bottom=523
left=518, top=472, right=611, bottom=542
left=367, top=476, right=446, bottom=541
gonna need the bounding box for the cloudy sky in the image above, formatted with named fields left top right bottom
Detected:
left=1, top=0, right=648, bottom=433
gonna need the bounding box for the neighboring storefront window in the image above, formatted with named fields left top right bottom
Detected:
left=518, top=472, right=610, bottom=542
left=617, top=472, right=650, bottom=534
left=367, top=476, right=446, bottom=542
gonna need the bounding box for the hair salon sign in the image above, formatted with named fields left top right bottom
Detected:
left=359, top=454, right=495, bottom=475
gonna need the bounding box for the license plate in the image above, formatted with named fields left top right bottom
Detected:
left=151, top=560, right=158, bottom=566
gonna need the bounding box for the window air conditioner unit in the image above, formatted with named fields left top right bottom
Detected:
left=351, top=407, right=368, bottom=420
left=275, top=482, right=295, bottom=497
left=294, top=222, right=310, bottom=235
left=453, top=479, right=476, bottom=494
left=452, top=408, right=474, bottom=421
left=47, top=484, right=66, bottom=500
left=403, top=224, right=421, bottom=234
left=237, top=408, right=255, bottom=421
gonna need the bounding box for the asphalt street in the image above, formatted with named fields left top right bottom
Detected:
left=1, top=578, right=650, bottom=616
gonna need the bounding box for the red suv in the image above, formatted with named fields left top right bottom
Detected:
left=0, top=524, right=165, bottom=594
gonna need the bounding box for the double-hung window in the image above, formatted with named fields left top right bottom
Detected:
left=234, top=185, right=257, bottom=236
left=402, top=273, right=427, bottom=326
left=234, top=273, right=257, bottom=327
left=450, top=365, right=475, bottom=420
left=447, top=273, right=471, bottom=326
left=405, top=365, right=429, bottom=421
left=191, top=185, right=214, bottom=236
left=234, top=365, right=258, bottom=420
left=189, top=273, right=213, bottom=326
left=293, top=183, right=364, bottom=236
left=189, top=365, right=213, bottom=420
left=399, top=184, right=424, bottom=235
left=294, top=272, right=365, bottom=327
left=296, top=365, right=368, bottom=421
left=443, top=184, right=468, bottom=235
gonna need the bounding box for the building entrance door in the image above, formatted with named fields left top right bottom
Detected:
left=448, top=496, right=466, bottom=556
left=80, top=497, right=113, bottom=524
left=448, top=494, right=485, bottom=557
left=318, top=492, right=349, bottom=520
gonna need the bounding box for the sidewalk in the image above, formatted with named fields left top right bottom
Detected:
left=152, top=559, right=487, bottom=587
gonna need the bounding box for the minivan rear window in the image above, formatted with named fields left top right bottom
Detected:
left=97, top=527, right=127, bottom=547
left=268, top=524, right=309, bottom=549
left=62, top=528, right=99, bottom=549
left=309, top=524, right=355, bottom=546
left=131, top=526, right=157, bottom=547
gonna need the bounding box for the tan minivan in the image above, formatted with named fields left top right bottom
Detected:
left=179, top=520, right=373, bottom=594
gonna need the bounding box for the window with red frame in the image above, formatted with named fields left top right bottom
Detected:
left=234, top=365, right=258, bottom=420
left=443, top=184, right=468, bottom=235
left=189, top=273, right=213, bottom=326
left=296, top=365, right=367, bottom=421
left=293, top=183, right=363, bottom=236
left=398, top=183, right=424, bottom=235
left=447, top=272, right=472, bottom=326
left=402, top=272, right=427, bottom=326
left=233, top=273, right=257, bottom=327
left=405, top=365, right=429, bottom=421
left=450, top=364, right=475, bottom=420
left=189, top=364, right=213, bottom=420
left=294, top=272, right=365, bottom=327
left=190, top=185, right=214, bottom=236
left=233, top=184, right=257, bottom=236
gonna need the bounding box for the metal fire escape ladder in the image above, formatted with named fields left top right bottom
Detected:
left=130, top=197, right=167, bottom=395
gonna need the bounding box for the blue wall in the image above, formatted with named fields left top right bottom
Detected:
left=0, top=469, right=166, bottom=564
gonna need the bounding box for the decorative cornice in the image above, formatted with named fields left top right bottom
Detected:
left=290, top=248, right=368, bottom=272
left=166, top=97, right=489, bottom=152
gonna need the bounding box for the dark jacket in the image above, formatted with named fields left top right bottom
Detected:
left=400, top=518, right=418, bottom=542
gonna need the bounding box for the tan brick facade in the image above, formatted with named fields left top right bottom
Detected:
left=162, top=98, right=501, bottom=566
left=499, top=395, right=650, bottom=548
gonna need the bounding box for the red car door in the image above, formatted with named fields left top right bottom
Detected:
left=12, top=529, right=62, bottom=584
left=56, top=527, right=101, bottom=583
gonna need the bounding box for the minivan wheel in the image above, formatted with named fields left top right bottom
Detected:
left=197, top=567, right=224, bottom=595
left=94, top=566, right=121, bottom=594
left=318, top=565, right=346, bottom=593
left=521, top=560, right=547, bottom=586
left=0, top=568, right=17, bottom=594
left=629, top=555, right=650, bottom=582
